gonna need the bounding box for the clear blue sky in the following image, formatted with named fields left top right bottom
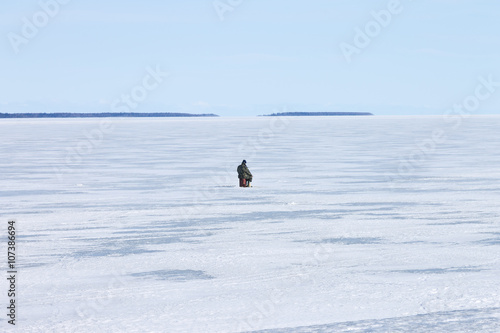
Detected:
left=1, top=0, right=499, bottom=116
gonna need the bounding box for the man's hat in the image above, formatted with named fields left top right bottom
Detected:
left=242, top=160, right=246, bottom=164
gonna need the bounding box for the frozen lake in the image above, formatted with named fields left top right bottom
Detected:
left=1, top=116, right=500, bottom=332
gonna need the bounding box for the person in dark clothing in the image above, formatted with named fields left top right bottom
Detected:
left=237, top=160, right=253, bottom=187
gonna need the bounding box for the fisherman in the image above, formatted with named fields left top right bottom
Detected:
left=237, top=160, right=253, bottom=187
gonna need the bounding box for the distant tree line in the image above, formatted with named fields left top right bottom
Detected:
left=0, top=112, right=219, bottom=118
left=262, top=112, right=373, bottom=116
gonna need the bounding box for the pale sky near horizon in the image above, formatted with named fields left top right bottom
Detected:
left=1, top=0, right=499, bottom=116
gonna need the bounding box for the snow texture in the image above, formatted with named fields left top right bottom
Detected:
left=1, top=116, right=500, bottom=332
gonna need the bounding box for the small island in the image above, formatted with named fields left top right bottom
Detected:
left=0, top=112, right=219, bottom=118
left=262, top=112, right=373, bottom=116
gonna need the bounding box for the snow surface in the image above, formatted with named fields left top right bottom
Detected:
left=1, top=116, right=500, bottom=332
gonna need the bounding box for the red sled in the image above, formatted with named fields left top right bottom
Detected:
left=239, top=178, right=247, bottom=187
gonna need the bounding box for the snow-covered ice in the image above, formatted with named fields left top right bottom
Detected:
left=1, top=116, right=500, bottom=332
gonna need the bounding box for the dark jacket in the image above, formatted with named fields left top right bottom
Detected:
left=237, top=163, right=252, bottom=181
